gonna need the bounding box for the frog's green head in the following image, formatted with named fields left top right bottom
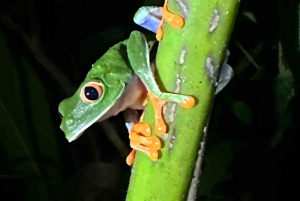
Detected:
left=58, top=69, right=126, bottom=142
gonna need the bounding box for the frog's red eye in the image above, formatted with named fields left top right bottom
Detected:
left=81, top=82, right=103, bottom=103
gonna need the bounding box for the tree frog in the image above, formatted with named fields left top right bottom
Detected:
left=58, top=30, right=195, bottom=165
left=59, top=0, right=234, bottom=165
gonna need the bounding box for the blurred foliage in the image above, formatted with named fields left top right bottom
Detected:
left=0, top=0, right=298, bottom=200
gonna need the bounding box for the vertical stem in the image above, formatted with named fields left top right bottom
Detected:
left=126, top=0, right=239, bottom=200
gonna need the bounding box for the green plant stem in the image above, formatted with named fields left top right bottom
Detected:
left=126, top=0, right=239, bottom=200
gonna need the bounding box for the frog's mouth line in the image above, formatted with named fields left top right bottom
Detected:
left=67, top=131, right=84, bottom=142
left=64, top=82, right=127, bottom=143
left=65, top=102, right=117, bottom=142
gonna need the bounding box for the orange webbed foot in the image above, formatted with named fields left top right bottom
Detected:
left=126, top=122, right=161, bottom=165
left=147, top=92, right=196, bottom=135
left=148, top=92, right=168, bottom=135
left=156, top=0, right=185, bottom=41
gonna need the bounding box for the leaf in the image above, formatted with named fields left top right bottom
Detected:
left=0, top=30, right=63, bottom=201
left=269, top=128, right=284, bottom=149
left=198, top=140, right=234, bottom=197
left=243, top=11, right=257, bottom=23
left=232, top=101, right=253, bottom=126
left=273, top=42, right=295, bottom=128
left=270, top=42, right=296, bottom=148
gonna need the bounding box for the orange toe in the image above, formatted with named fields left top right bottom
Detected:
left=161, top=0, right=184, bottom=29
left=130, top=141, right=159, bottom=161
left=180, top=96, right=196, bottom=108
left=129, top=132, right=161, bottom=148
left=131, top=122, right=151, bottom=136
left=126, top=149, right=136, bottom=166
left=148, top=147, right=159, bottom=161
left=156, top=0, right=185, bottom=41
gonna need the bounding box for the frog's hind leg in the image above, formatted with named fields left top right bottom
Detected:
left=134, top=6, right=162, bottom=34
left=124, top=109, right=161, bottom=165
left=127, top=31, right=195, bottom=135
left=133, top=0, right=185, bottom=41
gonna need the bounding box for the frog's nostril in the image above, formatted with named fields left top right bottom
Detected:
left=59, top=111, right=63, bottom=119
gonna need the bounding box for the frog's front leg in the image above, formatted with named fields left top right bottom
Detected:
left=127, top=31, right=195, bottom=135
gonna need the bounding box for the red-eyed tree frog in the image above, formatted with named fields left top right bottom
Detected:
left=58, top=1, right=233, bottom=165
left=58, top=31, right=195, bottom=164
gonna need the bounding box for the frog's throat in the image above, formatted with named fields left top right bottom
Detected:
left=66, top=100, right=118, bottom=142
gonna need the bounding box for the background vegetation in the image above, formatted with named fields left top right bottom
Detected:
left=0, top=0, right=298, bottom=200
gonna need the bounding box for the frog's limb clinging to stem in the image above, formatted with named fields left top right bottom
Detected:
left=134, top=0, right=184, bottom=41
left=127, top=31, right=195, bottom=135
left=58, top=0, right=233, bottom=166
left=58, top=30, right=195, bottom=165
left=134, top=3, right=234, bottom=93
left=127, top=0, right=234, bottom=164
left=125, top=31, right=195, bottom=165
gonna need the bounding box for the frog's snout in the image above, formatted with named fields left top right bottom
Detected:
left=58, top=100, right=66, bottom=119
left=58, top=111, right=63, bottom=119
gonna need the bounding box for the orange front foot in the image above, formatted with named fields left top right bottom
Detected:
left=147, top=92, right=196, bottom=135
left=156, top=0, right=185, bottom=41
left=126, top=122, right=161, bottom=165
left=148, top=92, right=168, bottom=135
left=180, top=96, right=196, bottom=108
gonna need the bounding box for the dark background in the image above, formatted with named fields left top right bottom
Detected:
left=0, top=0, right=298, bottom=200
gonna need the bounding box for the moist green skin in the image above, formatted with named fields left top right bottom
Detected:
left=58, top=40, right=133, bottom=142
left=58, top=30, right=197, bottom=145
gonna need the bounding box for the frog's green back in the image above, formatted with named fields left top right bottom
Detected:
left=87, top=40, right=133, bottom=82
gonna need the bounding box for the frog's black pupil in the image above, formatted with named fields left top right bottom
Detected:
left=84, top=86, right=99, bottom=100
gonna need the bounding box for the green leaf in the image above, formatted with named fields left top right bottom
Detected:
left=0, top=30, right=63, bottom=201
left=269, top=128, right=284, bottom=149
left=270, top=42, right=296, bottom=148
left=232, top=101, right=253, bottom=126
left=198, top=140, right=237, bottom=197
